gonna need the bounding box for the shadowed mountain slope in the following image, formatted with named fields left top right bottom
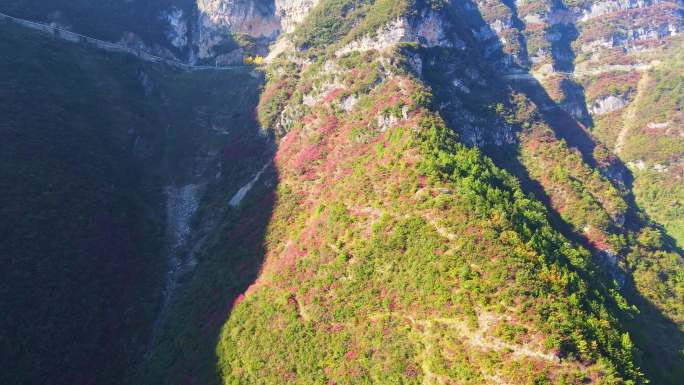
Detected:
left=0, top=21, right=266, bottom=385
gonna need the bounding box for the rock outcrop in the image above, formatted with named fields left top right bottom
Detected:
left=193, top=0, right=318, bottom=63
left=163, top=7, right=189, bottom=50
left=336, top=10, right=462, bottom=56
left=590, top=94, right=629, bottom=115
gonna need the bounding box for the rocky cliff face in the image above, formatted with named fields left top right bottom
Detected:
left=335, top=10, right=460, bottom=56
left=454, top=0, right=684, bottom=125
left=0, top=0, right=318, bottom=64
left=193, top=0, right=318, bottom=63
left=163, top=7, right=190, bottom=50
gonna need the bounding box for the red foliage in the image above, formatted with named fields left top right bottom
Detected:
left=261, top=79, right=294, bottom=100
left=418, top=175, right=427, bottom=188
left=404, top=365, right=418, bottom=378
left=524, top=22, right=545, bottom=33
left=292, top=144, right=323, bottom=175
left=279, top=243, right=307, bottom=270
left=581, top=3, right=681, bottom=43
left=670, top=163, right=684, bottom=179
left=585, top=226, right=611, bottom=251
left=633, top=38, right=663, bottom=49
left=275, top=132, right=298, bottom=164
left=233, top=293, right=246, bottom=307
left=319, top=116, right=339, bottom=136
left=302, top=113, right=318, bottom=125
left=324, top=88, right=346, bottom=103
left=299, top=216, right=326, bottom=250
left=585, top=71, right=640, bottom=101
left=330, top=324, right=345, bottom=333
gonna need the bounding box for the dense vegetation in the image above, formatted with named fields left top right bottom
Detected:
left=291, top=0, right=419, bottom=51
left=139, top=0, right=684, bottom=383
left=410, top=2, right=684, bottom=381
left=0, top=22, right=169, bottom=385
left=617, top=43, right=684, bottom=245
left=0, top=21, right=264, bottom=385
left=218, top=46, right=649, bottom=383
left=217, top=0, right=684, bottom=383
left=3, top=0, right=684, bottom=384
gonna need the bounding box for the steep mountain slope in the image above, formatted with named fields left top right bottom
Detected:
left=1, top=22, right=164, bottom=385
left=446, top=1, right=683, bottom=383
left=220, top=50, right=646, bottom=384
left=566, top=0, right=684, bottom=250
left=392, top=1, right=684, bottom=381
left=0, top=21, right=266, bottom=385
left=593, top=38, right=684, bottom=246
left=3, top=0, right=684, bottom=384
left=136, top=0, right=684, bottom=384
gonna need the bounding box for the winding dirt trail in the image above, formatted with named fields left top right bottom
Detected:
left=615, top=72, right=651, bottom=155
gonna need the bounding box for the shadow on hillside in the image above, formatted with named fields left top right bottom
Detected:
left=133, top=63, right=278, bottom=384
left=140, top=151, right=278, bottom=385
left=622, top=275, right=684, bottom=384
left=421, top=1, right=684, bottom=382
left=200, top=160, right=279, bottom=385
left=1, top=8, right=277, bottom=385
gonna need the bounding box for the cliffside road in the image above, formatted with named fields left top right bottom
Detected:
left=0, top=11, right=246, bottom=71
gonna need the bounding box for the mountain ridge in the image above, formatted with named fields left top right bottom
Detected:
left=2, top=0, right=684, bottom=384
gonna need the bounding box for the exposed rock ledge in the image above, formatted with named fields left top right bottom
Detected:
left=196, top=0, right=318, bottom=60
left=590, top=95, right=629, bottom=116
left=578, top=0, right=665, bottom=22
left=335, top=12, right=463, bottom=56
left=276, top=0, right=319, bottom=34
